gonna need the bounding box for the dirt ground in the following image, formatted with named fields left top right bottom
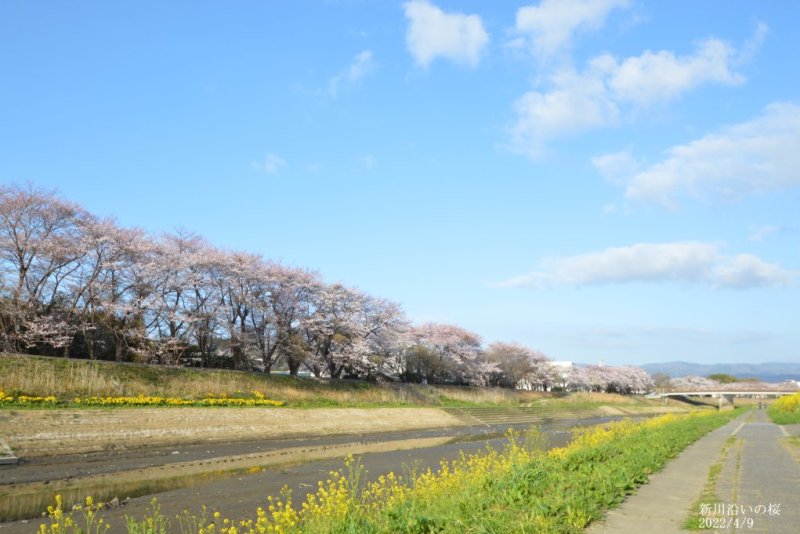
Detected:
left=0, top=407, right=464, bottom=458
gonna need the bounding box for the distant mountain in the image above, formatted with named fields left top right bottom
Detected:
left=640, top=361, right=800, bottom=383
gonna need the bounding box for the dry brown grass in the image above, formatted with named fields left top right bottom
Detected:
left=0, top=353, right=665, bottom=409
left=428, top=384, right=547, bottom=405
left=0, top=353, right=422, bottom=406
left=0, top=354, right=557, bottom=407
left=574, top=392, right=647, bottom=404
left=0, top=357, right=123, bottom=397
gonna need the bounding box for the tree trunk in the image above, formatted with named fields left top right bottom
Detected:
left=115, top=337, right=125, bottom=362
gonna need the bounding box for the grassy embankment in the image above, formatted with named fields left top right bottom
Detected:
left=0, top=353, right=672, bottom=410
left=768, top=391, right=800, bottom=424
left=38, top=409, right=743, bottom=534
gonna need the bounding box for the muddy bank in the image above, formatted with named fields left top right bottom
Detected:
left=0, top=407, right=464, bottom=458
left=0, top=416, right=630, bottom=532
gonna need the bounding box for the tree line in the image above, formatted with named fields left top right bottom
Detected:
left=0, top=184, right=653, bottom=392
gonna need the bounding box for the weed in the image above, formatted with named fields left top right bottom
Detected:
left=684, top=435, right=740, bottom=529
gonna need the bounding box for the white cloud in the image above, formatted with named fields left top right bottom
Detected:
left=593, top=38, right=743, bottom=105
left=498, top=242, right=795, bottom=289
left=515, top=0, right=631, bottom=60
left=713, top=254, right=794, bottom=289
left=329, top=50, right=374, bottom=97
left=252, top=153, right=286, bottom=175
left=599, top=103, right=800, bottom=207
left=748, top=224, right=793, bottom=242
left=592, top=150, right=641, bottom=184
left=511, top=69, right=618, bottom=156
left=510, top=36, right=748, bottom=156
left=403, top=1, right=489, bottom=68
left=738, top=21, right=768, bottom=64
left=748, top=225, right=780, bottom=242
left=602, top=203, right=618, bottom=214
left=360, top=154, right=376, bottom=170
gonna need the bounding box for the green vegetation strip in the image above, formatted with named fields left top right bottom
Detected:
left=768, top=391, right=800, bottom=424
left=40, top=410, right=742, bottom=533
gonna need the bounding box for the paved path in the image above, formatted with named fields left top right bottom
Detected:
left=713, top=410, right=800, bottom=533
left=586, top=410, right=800, bottom=533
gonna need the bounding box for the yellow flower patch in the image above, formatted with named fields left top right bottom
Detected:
left=2, top=391, right=284, bottom=408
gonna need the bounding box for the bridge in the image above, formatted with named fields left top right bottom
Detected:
left=647, top=387, right=797, bottom=409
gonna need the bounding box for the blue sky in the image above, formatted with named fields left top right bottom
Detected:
left=2, top=1, right=798, bottom=366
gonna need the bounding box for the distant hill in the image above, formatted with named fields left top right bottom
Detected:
left=640, top=361, right=800, bottom=383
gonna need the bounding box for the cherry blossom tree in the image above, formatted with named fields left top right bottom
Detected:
left=245, top=262, right=317, bottom=374
left=60, top=216, right=129, bottom=359
left=669, top=375, right=721, bottom=390
left=356, top=296, right=409, bottom=380
left=214, top=250, right=262, bottom=370
left=137, top=231, right=212, bottom=364
left=301, top=283, right=371, bottom=378
left=615, top=366, right=654, bottom=394
left=266, top=266, right=318, bottom=376
left=100, top=226, right=161, bottom=361
left=0, top=184, right=87, bottom=353
left=406, top=323, right=492, bottom=385
left=564, top=364, right=653, bottom=393
left=182, top=242, right=226, bottom=367
left=484, top=342, right=556, bottom=390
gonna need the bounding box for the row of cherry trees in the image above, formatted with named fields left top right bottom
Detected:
left=561, top=364, right=653, bottom=394
left=0, top=184, right=653, bottom=392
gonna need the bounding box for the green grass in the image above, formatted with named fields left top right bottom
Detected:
left=768, top=404, right=800, bottom=424
left=370, top=411, right=744, bottom=534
